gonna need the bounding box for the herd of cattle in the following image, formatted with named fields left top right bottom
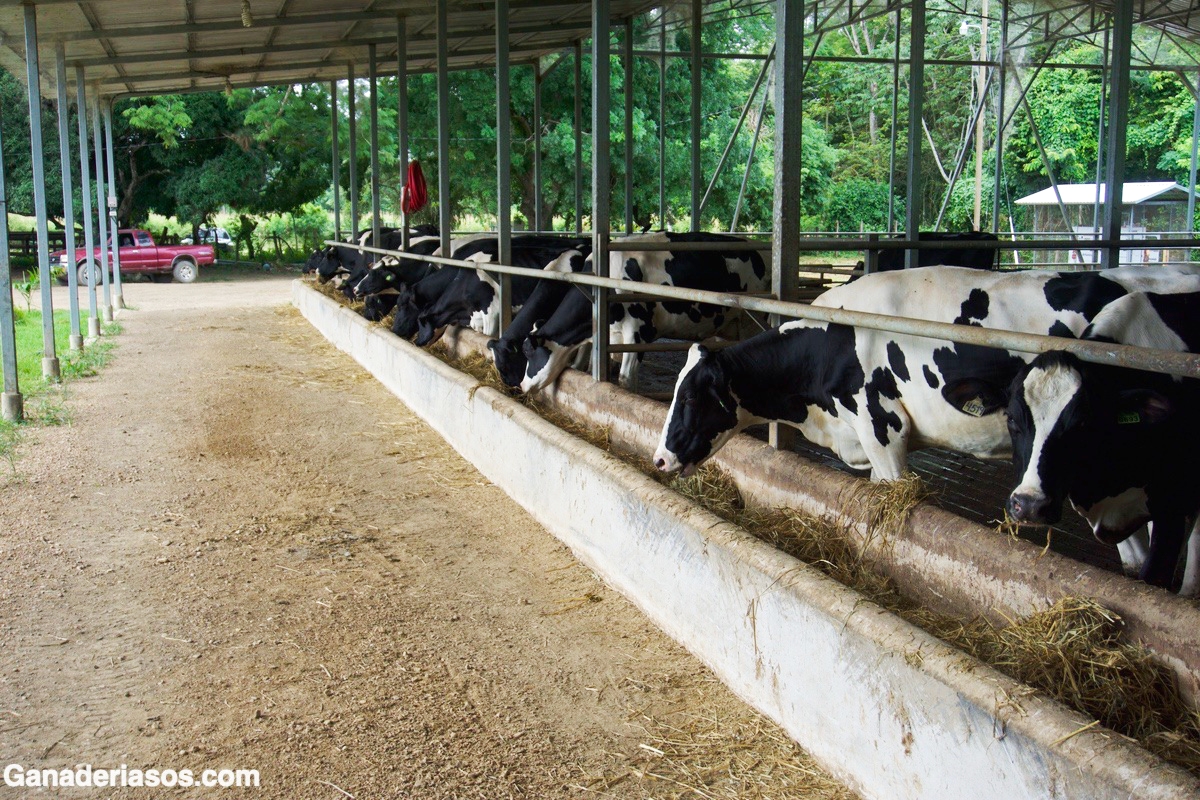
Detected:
left=307, top=227, right=1200, bottom=598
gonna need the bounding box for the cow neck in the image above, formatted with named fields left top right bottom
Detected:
left=717, top=327, right=847, bottom=424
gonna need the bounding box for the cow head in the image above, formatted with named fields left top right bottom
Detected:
left=311, top=247, right=345, bottom=283
left=653, top=345, right=741, bottom=477
left=391, top=285, right=422, bottom=340
left=487, top=336, right=529, bottom=388
left=414, top=311, right=447, bottom=347
left=519, top=332, right=583, bottom=394
left=354, top=262, right=401, bottom=298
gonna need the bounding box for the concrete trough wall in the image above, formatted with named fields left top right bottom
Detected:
left=294, top=281, right=1200, bottom=800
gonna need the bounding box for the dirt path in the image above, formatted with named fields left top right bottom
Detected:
left=0, top=274, right=853, bottom=799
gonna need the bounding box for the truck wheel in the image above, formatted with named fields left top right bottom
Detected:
left=77, top=261, right=100, bottom=286
left=172, top=259, right=199, bottom=283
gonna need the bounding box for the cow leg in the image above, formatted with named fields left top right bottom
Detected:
left=1139, top=516, right=1186, bottom=590
left=1115, top=526, right=1150, bottom=577
left=1179, top=517, right=1200, bottom=597
left=854, top=400, right=911, bottom=482
left=571, top=342, right=592, bottom=372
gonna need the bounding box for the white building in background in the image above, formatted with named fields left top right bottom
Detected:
left=1014, top=181, right=1195, bottom=267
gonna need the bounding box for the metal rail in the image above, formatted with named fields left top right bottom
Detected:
left=327, top=240, right=1200, bottom=380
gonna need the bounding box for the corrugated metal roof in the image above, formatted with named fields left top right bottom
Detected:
left=1014, top=181, right=1195, bottom=205
left=0, top=0, right=668, bottom=101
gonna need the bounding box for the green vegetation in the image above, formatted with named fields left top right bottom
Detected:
left=3, top=1, right=1198, bottom=243
left=0, top=311, right=120, bottom=475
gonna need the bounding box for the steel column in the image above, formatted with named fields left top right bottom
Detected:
left=23, top=4, right=60, bottom=379
left=624, top=17, right=634, bottom=234
left=75, top=68, right=98, bottom=339
left=435, top=0, right=452, bottom=258
left=659, top=17, right=666, bottom=226
left=991, top=0, right=1009, bottom=235
left=369, top=43, right=381, bottom=246
left=496, top=0, right=513, bottom=332
left=1189, top=69, right=1200, bottom=232
left=534, top=64, right=543, bottom=232
left=348, top=62, right=359, bottom=239
left=103, top=102, right=124, bottom=307
left=886, top=5, right=901, bottom=232
left=91, top=94, right=111, bottom=321
left=1092, top=30, right=1110, bottom=237
left=1102, top=0, right=1134, bottom=270
left=0, top=91, right=20, bottom=421
left=770, top=0, right=804, bottom=449
left=592, top=0, right=612, bottom=382
left=574, top=39, right=583, bottom=235
left=397, top=17, right=409, bottom=247
left=331, top=80, right=341, bottom=241
left=690, top=0, right=702, bottom=230
left=904, top=0, right=926, bottom=267
left=54, top=43, right=81, bottom=350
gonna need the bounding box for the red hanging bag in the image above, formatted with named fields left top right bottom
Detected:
left=402, top=160, right=428, bottom=215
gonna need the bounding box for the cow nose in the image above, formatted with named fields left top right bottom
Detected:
left=1007, top=492, right=1049, bottom=523
left=654, top=457, right=666, bottom=470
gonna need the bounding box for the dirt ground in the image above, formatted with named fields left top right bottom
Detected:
left=0, top=272, right=853, bottom=799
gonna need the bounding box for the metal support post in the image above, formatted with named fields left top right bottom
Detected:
left=659, top=17, right=666, bottom=227
left=534, top=64, right=543, bottom=232
left=103, top=101, right=124, bottom=308
left=75, top=68, right=99, bottom=340
left=886, top=6, right=901, bottom=232
left=330, top=80, right=341, bottom=241
left=1102, top=0, right=1133, bottom=270
left=592, top=0, right=612, bottom=382
left=23, top=4, right=60, bottom=380
left=904, top=0, right=926, bottom=268
left=1092, top=30, right=1110, bottom=237
left=435, top=0, right=452, bottom=258
left=496, top=0, right=513, bottom=332
left=1189, top=69, right=1200, bottom=233
left=690, top=0, right=702, bottom=230
left=991, top=0, right=1009, bottom=234
left=769, top=0, right=804, bottom=449
left=574, top=39, right=583, bottom=235
left=0, top=95, right=21, bottom=420
left=54, top=43, right=81, bottom=351
left=91, top=94, right=111, bottom=322
left=348, top=62, right=359, bottom=239
left=368, top=44, right=381, bottom=247
left=397, top=17, right=409, bottom=247
left=624, top=17, right=634, bottom=234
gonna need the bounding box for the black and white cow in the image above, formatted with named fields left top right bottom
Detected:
left=392, top=266, right=460, bottom=340
left=653, top=264, right=1200, bottom=482
left=487, top=247, right=591, bottom=387
left=871, top=231, right=998, bottom=272
left=414, top=236, right=588, bottom=346
left=1005, top=285, right=1200, bottom=593
left=310, top=225, right=439, bottom=289
left=519, top=231, right=770, bottom=393
left=350, top=234, right=443, bottom=299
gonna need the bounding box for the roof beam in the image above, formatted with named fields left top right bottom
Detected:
left=52, top=9, right=398, bottom=42
left=68, top=21, right=586, bottom=68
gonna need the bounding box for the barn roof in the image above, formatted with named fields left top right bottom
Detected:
left=0, top=0, right=667, bottom=101
left=1014, top=181, right=1195, bottom=206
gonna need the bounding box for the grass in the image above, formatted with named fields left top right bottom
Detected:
left=0, top=308, right=120, bottom=474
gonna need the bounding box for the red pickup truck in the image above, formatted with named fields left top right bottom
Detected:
left=53, top=229, right=216, bottom=284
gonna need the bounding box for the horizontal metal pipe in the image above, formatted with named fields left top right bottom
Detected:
left=327, top=240, right=1200, bottom=380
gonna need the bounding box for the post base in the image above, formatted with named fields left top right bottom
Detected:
left=1, top=392, right=22, bottom=422
left=88, top=317, right=102, bottom=338
left=103, top=306, right=114, bottom=323
left=69, top=334, right=84, bottom=352
left=116, top=294, right=127, bottom=310
left=42, top=357, right=61, bottom=381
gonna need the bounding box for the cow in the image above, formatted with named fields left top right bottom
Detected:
left=1005, top=285, right=1200, bottom=593
left=309, top=225, right=439, bottom=289
left=519, top=231, right=771, bottom=394
left=351, top=234, right=443, bottom=299
left=652, top=264, right=1200, bottom=483
left=870, top=231, right=998, bottom=272
left=487, top=247, right=591, bottom=387
left=392, top=267, right=460, bottom=340
left=413, top=237, right=588, bottom=346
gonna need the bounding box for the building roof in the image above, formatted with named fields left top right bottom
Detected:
left=1014, top=182, right=1195, bottom=206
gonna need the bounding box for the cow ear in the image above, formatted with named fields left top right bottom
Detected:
left=1115, top=389, right=1173, bottom=425
left=942, top=378, right=1007, bottom=418
left=486, top=338, right=498, bottom=351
